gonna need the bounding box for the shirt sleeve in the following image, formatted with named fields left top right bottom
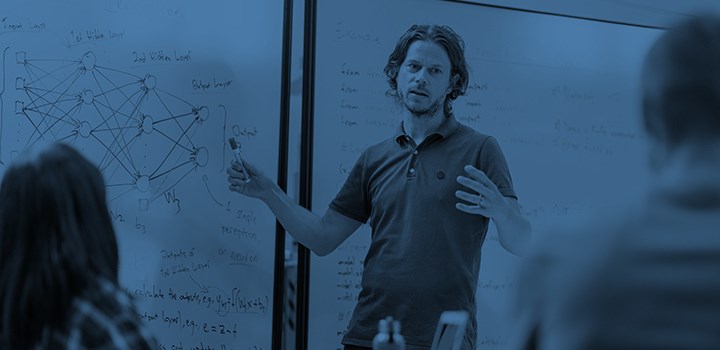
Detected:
left=478, top=136, right=518, bottom=199
left=329, top=150, right=371, bottom=224
left=75, top=281, right=160, bottom=350
left=108, top=289, right=159, bottom=349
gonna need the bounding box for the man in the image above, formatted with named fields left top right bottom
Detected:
left=228, top=25, right=530, bottom=350
left=510, top=15, right=720, bottom=350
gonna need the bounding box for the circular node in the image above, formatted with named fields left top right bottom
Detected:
left=195, top=106, right=209, bottom=121
left=232, top=125, right=241, bottom=136
left=82, top=52, right=96, bottom=70
left=78, top=121, right=92, bottom=138
left=82, top=89, right=94, bottom=104
left=192, top=147, right=209, bottom=167
left=143, top=75, right=157, bottom=90
left=135, top=175, right=150, bottom=193
left=141, top=115, right=154, bottom=134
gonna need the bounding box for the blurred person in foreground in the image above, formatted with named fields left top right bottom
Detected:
left=511, top=15, right=720, bottom=350
left=0, top=143, right=158, bottom=349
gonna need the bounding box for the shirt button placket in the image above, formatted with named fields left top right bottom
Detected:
left=408, top=148, right=418, bottom=177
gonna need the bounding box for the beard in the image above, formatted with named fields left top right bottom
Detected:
left=399, top=90, right=443, bottom=118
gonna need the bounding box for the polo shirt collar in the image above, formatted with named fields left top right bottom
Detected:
left=394, top=115, right=461, bottom=145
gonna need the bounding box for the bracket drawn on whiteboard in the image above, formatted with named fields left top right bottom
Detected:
left=0, top=46, right=10, bottom=165
left=203, top=174, right=224, bottom=208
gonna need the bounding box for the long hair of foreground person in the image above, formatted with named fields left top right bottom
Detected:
left=0, top=143, right=119, bottom=349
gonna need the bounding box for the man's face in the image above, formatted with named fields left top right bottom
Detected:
left=396, top=40, right=456, bottom=117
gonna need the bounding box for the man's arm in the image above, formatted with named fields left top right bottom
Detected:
left=492, top=196, right=532, bottom=256
left=456, top=165, right=531, bottom=256
left=228, top=160, right=362, bottom=256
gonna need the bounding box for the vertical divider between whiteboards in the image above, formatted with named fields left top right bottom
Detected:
left=273, top=0, right=295, bottom=349
left=297, top=0, right=319, bottom=350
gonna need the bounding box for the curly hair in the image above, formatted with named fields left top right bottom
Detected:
left=384, top=24, right=470, bottom=117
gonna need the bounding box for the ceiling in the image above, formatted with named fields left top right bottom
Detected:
left=461, top=0, right=720, bottom=28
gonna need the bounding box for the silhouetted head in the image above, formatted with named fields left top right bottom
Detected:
left=0, top=142, right=118, bottom=349
left=642, top=15, right=720, bottom=149
left=385, top=24, right=469, bottom=117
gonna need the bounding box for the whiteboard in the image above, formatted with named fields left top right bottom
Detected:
left=0, top=1, right=284, bottom=349
left=308, top=0, right=661, bottom=349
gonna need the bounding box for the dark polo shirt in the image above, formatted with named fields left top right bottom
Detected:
left=332, top=116, right=517, bottom=350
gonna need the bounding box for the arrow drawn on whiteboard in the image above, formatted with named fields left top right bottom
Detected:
left=203, top=174, right=223, bottom=207
left=188, top=274, right=209, bottom=293
left=219, top=104, right=228, bottom=173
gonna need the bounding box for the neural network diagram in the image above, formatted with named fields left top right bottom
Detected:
left=6, top=50, right=209, bottom=208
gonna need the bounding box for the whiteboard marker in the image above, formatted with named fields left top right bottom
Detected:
left=228, top=137, right=251, bottom=183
